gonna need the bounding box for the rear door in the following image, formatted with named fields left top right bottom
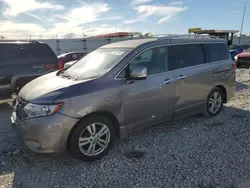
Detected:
left=203, top=43, right=235, bottom=98
left=203, top=43, right=234, bottom=76
left=169, top=43, right=214, bottom=119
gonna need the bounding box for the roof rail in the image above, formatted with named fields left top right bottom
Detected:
left=29, top=40, right=40, bottom=43
left=155, top=34, right=221, bottom=40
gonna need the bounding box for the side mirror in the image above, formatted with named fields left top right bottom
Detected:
left=130, top=66, right=147, bottom=79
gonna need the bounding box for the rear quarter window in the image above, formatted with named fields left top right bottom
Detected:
left=204, top=43, right=231, bottom=62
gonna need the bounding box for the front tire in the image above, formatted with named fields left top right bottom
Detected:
left=70, top=116, right=116, bottom=162
left=203, top=87, right=224, bottom=117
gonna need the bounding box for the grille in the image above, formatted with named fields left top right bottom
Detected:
left=16, top=100, right=28, bottom=120
left=238, top=57, right=250, bottom=62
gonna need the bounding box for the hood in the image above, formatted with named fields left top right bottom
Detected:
left=19, top=71, right=84, bottom=104
left=237, top=52, right=250, bottom=58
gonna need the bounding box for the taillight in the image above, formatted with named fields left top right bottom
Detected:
left=232, top=62, right=237, bottom=69
left=58, top=59, right=63, bottom=70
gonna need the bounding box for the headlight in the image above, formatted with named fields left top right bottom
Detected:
left=234, top=56, right=238, bottom=61
left=24, top=103, right=63, bottom=118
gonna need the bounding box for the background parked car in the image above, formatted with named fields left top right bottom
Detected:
left=229, top=45, right=245, bottom=60
left=0, top=41, right=58, bottom=98
left=235, top=48, right=250, bottom=68
left=58, top=52, right=87, bottom=69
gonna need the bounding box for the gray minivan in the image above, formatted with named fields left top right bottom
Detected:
left=11, top=36, right=236, bottom=161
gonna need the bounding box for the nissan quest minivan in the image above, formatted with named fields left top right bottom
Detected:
left=11, top=37, right=236, bottom=161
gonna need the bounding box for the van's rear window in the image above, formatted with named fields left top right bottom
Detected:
left=0, top=43, right=56, bottom=62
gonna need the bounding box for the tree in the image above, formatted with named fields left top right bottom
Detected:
left=63, top=33, right=76, bottom=39
left=133, top=32, right=154, bottom=38
left=0, top=35, right=5, bottom=40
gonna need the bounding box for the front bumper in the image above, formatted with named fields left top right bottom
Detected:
left=11, top=112, right=78, bottom=154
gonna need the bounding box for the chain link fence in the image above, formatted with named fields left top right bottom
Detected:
left=38, top=36, right=138, bottom=55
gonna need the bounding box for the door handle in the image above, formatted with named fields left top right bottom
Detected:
left=163, top=79, right=172, bottom=84
left=177, top=75, right=186, bottom=80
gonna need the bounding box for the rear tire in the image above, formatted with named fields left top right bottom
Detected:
left=203, top=87, right=224, bottom=117
left=70, top=116, right=116, bottom=162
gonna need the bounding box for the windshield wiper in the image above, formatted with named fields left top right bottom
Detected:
left=60, top=72, right=78, bottom=81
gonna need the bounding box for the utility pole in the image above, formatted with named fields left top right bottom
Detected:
left=81, top=33, right=87, bottom=52
left=239, top=2, right=247, bottom=44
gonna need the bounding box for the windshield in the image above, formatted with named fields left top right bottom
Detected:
left=246, top=48, right=250, bottom=52
left=65, top=48, right=130, bottom=79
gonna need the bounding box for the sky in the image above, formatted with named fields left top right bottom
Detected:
left=0, top=0, right=249, bottom=39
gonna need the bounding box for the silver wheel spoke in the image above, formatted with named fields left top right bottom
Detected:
left=98, top=126, right=109, bottom=137
left=217, top=96, right=222, bottom=102
left=79, top=137, right=91, bottom=147
left=99, top=139, right=109, bottom=145
left=214, top=104, right=219, bottom=111
left=214, top=92, right=218, bottom=99
left=79, top=137, right=90, bottom=142
left=87, top=143, right=93, bottom=154
left=210, top=104, right=215, bottom=113
left=97, top=141, right=106, bottom=149
left=87, top=125, right=94, bottom=135
left=91, top=123, right=96, bottom=134
left=209, top=98, right=213, bottom=104
left=91, top=143, right=96, bottom=155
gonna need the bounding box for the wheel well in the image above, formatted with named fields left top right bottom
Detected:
left=215, top=85, right=227, bottom=103
left=66, top=111, right=120, bottom=153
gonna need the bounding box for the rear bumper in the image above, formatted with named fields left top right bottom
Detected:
left=11, top=111, right=79, bottom=155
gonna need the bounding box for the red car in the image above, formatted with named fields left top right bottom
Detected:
left=58, top=52, right=87, bottom=69
left=235, top=48, right=250, bottom=68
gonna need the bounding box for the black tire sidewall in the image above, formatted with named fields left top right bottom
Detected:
left=70, top=116, right=116, bottom=162
left=206, top=88, right=224, bottom=116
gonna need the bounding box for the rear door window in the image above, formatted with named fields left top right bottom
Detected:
left=204, top=43, right=231, bottom=62
left=169, top=44, right=204, bottom=70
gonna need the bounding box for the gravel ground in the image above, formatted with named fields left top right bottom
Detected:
left=1, top=69, right=250, bottom=188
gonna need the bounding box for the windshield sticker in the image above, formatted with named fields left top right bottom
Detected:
left=110, top=51, right=125, bottom=56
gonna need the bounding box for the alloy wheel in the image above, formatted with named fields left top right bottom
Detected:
left=78, top=122, right=111, bottom=156
left=208, top=91, right=222, bottom=114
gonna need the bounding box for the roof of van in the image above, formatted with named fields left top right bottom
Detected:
left=101, top=37, right=226, bottom=49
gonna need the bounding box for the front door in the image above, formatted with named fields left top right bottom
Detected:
left=122, top=46, right=175, bottom=130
